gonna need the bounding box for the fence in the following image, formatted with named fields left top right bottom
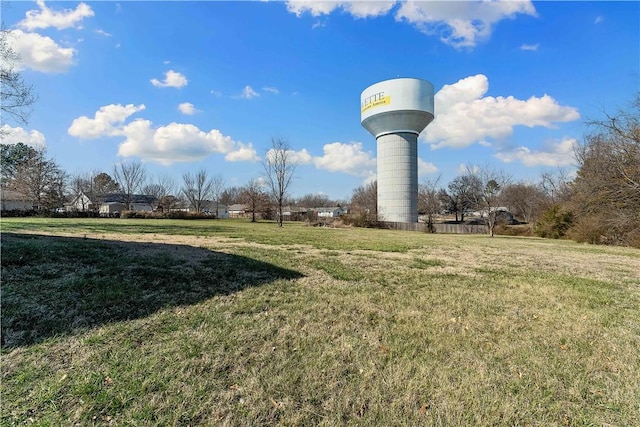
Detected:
left=381, top=221, right=488, bottom=234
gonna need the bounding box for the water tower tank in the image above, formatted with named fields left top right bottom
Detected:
left=361, top=78, right=435, bottom=223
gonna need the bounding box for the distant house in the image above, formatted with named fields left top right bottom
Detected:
left=1, top=190, right=35, bottom=211
left=228, top=204, right=246, bottom=218
left=197, top=201, right=229, bottom=218
left=228, top=203, right=267, bottom=220
left=470, top=206, right=517, bottom=225
left=315, top=207, right=345, bottom=218
left=215, top=205, right=229, bottom=219
left=100, top=201, right=126, bottom=216
left=66, top=191, right=95, bottom=212
left=65, top=192, right=156, bottom=216
left=282, top=206, right=310, bottom=221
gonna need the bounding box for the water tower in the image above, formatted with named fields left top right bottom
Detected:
left=360, top=78, right=435, bottom=223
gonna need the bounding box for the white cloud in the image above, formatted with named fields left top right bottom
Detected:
left=286, top=1, right=343, bottom=17
left=418, top=158, right=438, bottom=176
left=118, top=121, right=255, bottom=165
left=225, top=142, right=260, bottom=162
left=0, top=125, right=46, bottom=149
left=7, top=29, right=76, bottom=73
left=286, top=1, right=395, bottom=18
left=150, top=70, right=188, bottom=88
left=210, top=89, right=222, bottom=97
left=520, top=43, right=539, bottom=51
left=19, top=0, right=94, bottom=31
left=396, top=1, right=537, bottom=48
left=313, top=142, right=376, bottom=177
left=178, top=102, right=199, bottom=115
left=95, top=29, right=112, bottom=37
left=68, top=104, right=257, bottom=165
left=263, top=86, right=280, bottom=95
left=312, top=20, right=327, bottom=29
left=286, top=1, right=536, bottom=48
left=495, top=138, right=577, bottom=167
left=280, top=141, right=376, bottom=180
left=266, top=147, right=313, bottom=165
left=595, top=16, right=604, bottom=24
left=68, top=104, right=145, bottom=139
left=423, top=74, right=580, bottom=149
left=241, top=85, right=260, bottom=99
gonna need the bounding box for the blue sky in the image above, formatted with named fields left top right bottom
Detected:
left=2, top=0, right=638, bottom=200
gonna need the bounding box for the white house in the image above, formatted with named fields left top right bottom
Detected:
left=228, top=204, right=248, bottom=218
left=66, top=191, right=94, bottom=212
left=316, top=207, right=345, bottom=218
left=198, top=201, right=229, bottom=218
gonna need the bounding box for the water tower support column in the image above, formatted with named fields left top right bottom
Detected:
left=376, top=132, right=418, bottom=223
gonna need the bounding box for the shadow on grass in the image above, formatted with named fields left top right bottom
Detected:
left=1, top=233, right=304, bottom=349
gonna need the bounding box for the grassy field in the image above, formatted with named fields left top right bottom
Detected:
left=2, top=218, right=639, bottom=426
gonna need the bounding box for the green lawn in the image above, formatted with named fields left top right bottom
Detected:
left=2, top=218, right=639, bottom=426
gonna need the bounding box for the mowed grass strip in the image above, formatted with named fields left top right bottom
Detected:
left=1, top=219, right=639, bottom=426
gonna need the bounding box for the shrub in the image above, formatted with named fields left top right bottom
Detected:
left=566, top=214, right=608, bottom=245
left=534, top=204, right=574, bottom=239
left=494, top=224, right=535, bottom=237
left=340, top=212, right=383, bottom=229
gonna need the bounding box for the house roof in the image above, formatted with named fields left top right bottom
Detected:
left=1, top=190, right=31, bottom=201
left=73, top=192, right=158, bottom=204
left=228, top=204, right=248, bottom=211
left=102, top=193, right=157, bottom=204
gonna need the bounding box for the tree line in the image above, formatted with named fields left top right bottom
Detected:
left=1, top=138, right=343, bottom=220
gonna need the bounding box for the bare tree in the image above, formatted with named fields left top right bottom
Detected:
left=540, top=167, right=573, bottom=206
left=447, top=173, right=482, bottom=222
left=437, top=188, right=457, bottom=219
left=465, top=166, right=511, bottom=237
left=1, top=28, right=37, bottom=136
left=350, top=181, right=377, bottom=216
left=502, top=182, right=547, bottom=224
left=263, top=138, right=296, bottom=227
left=68, top=172, right=93, bottom=211
left=143, top=174, right=177, bottom=212
left=220, top=186, right=242, bottom=206
left=210, top=175, right=226, bottom=219
left=569, top=96, right=640, bottom=245
left=240, top=178, right=267, bottom=222
left=418, top=176, right=441, bottom=233
left=182, top=169, right=214, bottom=213
left=297, top=193, right=334, bottom=208
left=113, top=160, right=147, bottom=210
left=3, top=145, right=66, bottom=210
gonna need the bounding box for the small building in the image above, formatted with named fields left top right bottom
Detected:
left=198, top=201, right=229, bottom=218
left=228, top=204, right=248, bottom=218
left=228, top=203, right=268, bottom=220
left=66, top=191, right=95, bottom=212
left=95, top=194, right=157, bottom=216
left=282, top=206, right=310, bottom=221
left=315, top=207, right=345, bottom=218
left=0, top=190, right=35, bottom=211
left=99, top=202, right=125, bottom=217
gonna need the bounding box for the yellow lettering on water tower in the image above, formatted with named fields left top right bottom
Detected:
left=361, top=95, right=391, bottom=113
